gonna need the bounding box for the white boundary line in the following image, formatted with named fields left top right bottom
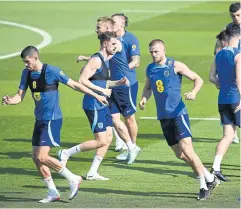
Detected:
left=140, top=117, right=220, bottom=121
left=0, top=20, right=52, bottom=60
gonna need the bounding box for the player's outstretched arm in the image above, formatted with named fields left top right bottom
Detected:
left=107, top=77, right=130, bottom=88
left=76, top=55, right=91, bottom=63
left=139, top=76, right=152, bottom=110
left=2, top=89, right=27, bottom=105
left=79, top=57, right=111, bottom=97
left=66, top=79, right=109, bottom=106
left=175, top=61, right=203, bottom=100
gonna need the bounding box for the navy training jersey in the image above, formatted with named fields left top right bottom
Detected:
left=121, top=31, right=140, bottom=84
left=216, top=46, right=240, bottom=104
left=19, top=64, right=69, bottom=121
left=109, top=38, right=135, bottom=87
left=82, top=52, right=109, bottom=111
left=146, top=58, right=187, bottom=120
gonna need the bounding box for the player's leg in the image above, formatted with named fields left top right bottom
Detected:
left=211, top=104, right=237, bottom=181
left=32, top=146, right=60, bottom=203
left=31, top=120, right=60, bottom=203
left=212, top=124, right=236, bottom=181
left=161, top=115, right=218, bottom=200
left=125, top=114, right=138, bottom=144
left=87, top=126, right=113, bottom=180
left=176, top=114, right=219, bottom=200
left=35, top=119, right=81, bottom=201
left=113, top=127, right=127, bottom=152
left=86, top=109, right=113, bottom=180
left=58, top=108, right=109, bottom=166
left=124, top=82, right=139, bottom=145
left=111, top=88, right=140, bottom=164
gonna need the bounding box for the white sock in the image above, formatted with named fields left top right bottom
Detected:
left=88, top=155, right=103, bottom=175
left=203, top=167, right=214, bottom=183
left=58, top=167, right=76, bottom=182
left=43, top=177, right=58, bottom=192
left=67, top=145, right=81, bottom=157
left=234, top=130, right=239, bottom=139
left=126, top=140, right=135, bottom=151
left=212, top=155, right=223, bottom=171
left=197, top=175, right=208, bottom=190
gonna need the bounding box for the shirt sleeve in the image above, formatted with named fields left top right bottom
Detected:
left=19, top=69, right=28, bottom=90
left=128, top=36, right=140, bottom=57
left=49, top=67, right=70, bottom=84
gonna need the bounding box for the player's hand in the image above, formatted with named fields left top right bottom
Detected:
left=2, top=95, right=10, bottom=105
left=76, top=55, right=88, bottom=63
left=118, top=77, right=130, bottom=87
left=97, top=95, right=109, bottom=106
left=139, top=98, right=147, bottom=110
left=102, top=88, right=112, bottom=97
left=184, top=91, right=196, bottom=100
left=234, top=101, right=241, bottom=113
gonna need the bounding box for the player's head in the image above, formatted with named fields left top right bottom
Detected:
left=20, top=46, right=40, bottom=70
left=149, top=39, right=166, bottom=63
left=225, top=23, right=240, bottom=40
left=96, top=17, right=114, bottom=35
left=216, top=30, right=229, bottom=48
left=229, top=2, right=240, bottom=24
left=99, top=31, right=118, bottom=55
left=111, top=13, right=128, bottom=33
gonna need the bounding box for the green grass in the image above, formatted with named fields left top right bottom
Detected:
left=0, top=1, right=240, bottom=208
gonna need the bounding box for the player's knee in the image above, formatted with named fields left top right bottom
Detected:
left=36, top=154, right=49, bottom=164
left=125, top=115, right=136, bottom=125
left=97, top=138, right=107, bottom=147
left=223, top=133, right=235, bottom=141
left=174, top=150, right=187, bottom=161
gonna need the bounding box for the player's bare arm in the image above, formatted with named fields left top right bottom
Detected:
left=2, top=89, right=27, bottom=105
left=175, top=61, right=203, bottom=100
left=79, top=57, right=111, bottom=97
left=139, top=76, right=152, bottom=110
left=209, top=58, right=220, bottom=87
left=107, top=76, right=130, bottom=88
left=234, top=53, right=241, bottom=113
left=129, top=55, right=140, bottom=69
left=66, top=78, right=109, bottom=106
left=76, top=55, right=91, bottom=63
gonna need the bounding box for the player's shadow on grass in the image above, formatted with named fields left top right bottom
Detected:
left=0, top=167, right=65, bottom=179
left=0, top=194, right=68, bottom=203
left=137, top=134, right=220, bottom=143
left=23, top=185, right=196, bottom=199
left=105, top=163, right=195, bottom=178
left=81, top=188, right=197, bottom=199
left=0, top=150, right=94, bottom=164
left=3, top=138, right=80, bottom=148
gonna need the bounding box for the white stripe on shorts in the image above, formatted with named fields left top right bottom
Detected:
left=48, top=120, right=60, bottom=146
left=181, top=115, right=192, bottom=135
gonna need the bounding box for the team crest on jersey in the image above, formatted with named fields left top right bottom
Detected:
left=164, top=70, right=169, bottom=77
left=132, top=45, right=136, bottom=51
left=98, top=122, right=103, bottom=129
left=33, top=92, right=41, bottom=101
left=60, top=71, right=65, bottom=76
left=168, top=60, right=173, bottom=66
